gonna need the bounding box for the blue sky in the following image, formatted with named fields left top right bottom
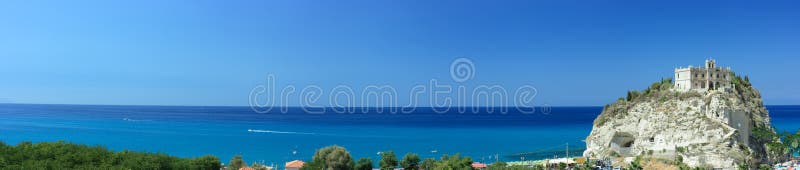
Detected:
left=1, top=0, right=798, bottom=106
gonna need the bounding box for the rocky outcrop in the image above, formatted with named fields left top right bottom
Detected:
left=583, top=77, right=772, bottom=169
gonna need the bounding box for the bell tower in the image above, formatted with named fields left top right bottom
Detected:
left=705, top=59, right=716, bottom=68
left=705, top=59, right=716, bottom=90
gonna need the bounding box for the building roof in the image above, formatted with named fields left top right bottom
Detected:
left=574, top=157, right=587, bottom=164
left=285, top=160, right=305, bottom=168
left=548, top=158, right=576, bottom=164
left=238, top=166, right=255, bottom=170
left=472, top=162, right=487, bottom=168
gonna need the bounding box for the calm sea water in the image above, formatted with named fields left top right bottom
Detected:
left=1, top=104, right=798, bottom=165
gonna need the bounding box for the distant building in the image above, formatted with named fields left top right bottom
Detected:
left=471, top=162, right=487, bottom=169
left=674, top=59, right=733, bottom=92
left=285, top=160, right=304, bottom=170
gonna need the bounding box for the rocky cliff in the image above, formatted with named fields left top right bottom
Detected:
left=583, top=77, right=773, bottom=169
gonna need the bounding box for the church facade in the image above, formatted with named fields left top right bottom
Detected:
left=674, top=59, right=733, bottom=92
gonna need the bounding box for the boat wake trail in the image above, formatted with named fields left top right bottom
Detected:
left=247, top=129, right=316, bottom=135
left=123, top=118, right=153, bottom=122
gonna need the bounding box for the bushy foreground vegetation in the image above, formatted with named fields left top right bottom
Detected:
left=752, top=126, right=800, bottom=168
left=293, top=145, right=592, bottom=170
left=0, top=141, right=220, bottom=170
left=297, top=145, right=477, bottom=170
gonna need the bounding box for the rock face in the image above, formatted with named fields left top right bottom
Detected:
left=583, top=78, right=772, bottom=169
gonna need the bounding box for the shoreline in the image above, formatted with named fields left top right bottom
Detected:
left=507, top=156, right=584, bottom=166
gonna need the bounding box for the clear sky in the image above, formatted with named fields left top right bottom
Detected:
left=1, top=0, right=798, bottom=106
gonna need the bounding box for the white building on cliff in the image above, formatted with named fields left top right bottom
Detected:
left=674, top=59, right=733, bottom=92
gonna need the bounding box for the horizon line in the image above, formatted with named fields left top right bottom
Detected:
left=3, top=102, right=799, bottom=108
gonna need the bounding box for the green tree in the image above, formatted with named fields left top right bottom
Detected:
left=628, top=156, right=642, bottom=170
left=737, top=163, right=749, bottom=170
left=558, top=162, right=567, bottom=170
left=783, top=129, right=800, bottom=156
left=436, top=153, right=472, bottom=169
left=379, top=151, right=398, bottom=170
left=252, top=163, right=270, bottom=170
left=355, top=158, right=373, bottom=170
left=766, top=141, right=787, bottom=165
left=228, top=154, right=246, bottom=170
left=420, top=158, right=437, bottom=170
left=400, top=153, right=421, bottom=170
left=626, top=91, right=633, bottom=101
left=191, top=155, right=221, bottom=170
left=0, top=141, right=220, bottom=169
left=795, top=130, right=800, bottom=152
left=587, top=160, right=597, bottom=170
left=311, top=145, right=353, bottom=170
left=752, top=126, right=777, bottom=143
left=759, top=164, right=771, bottom=170
left=300, top=161, right=324, bottom=170
left=487, top=161, right=507, bottom=170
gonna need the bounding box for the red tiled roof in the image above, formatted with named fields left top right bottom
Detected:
left=285, top=160, right=305, bottom=168
left=239, top=166, right=255, bottom=170
left=472, top=162, right=487, bottom=168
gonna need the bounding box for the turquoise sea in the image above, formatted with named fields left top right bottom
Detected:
left=1, top=104, right=798, bottom=165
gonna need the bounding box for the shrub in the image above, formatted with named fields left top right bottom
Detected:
left=0, top=141, right=220, bottom=169
left=487, top=161, right=507, bottom=170
left=628, top=156, right=643, bottom=170
left=610, top=151, right=619, bottom=157
left=651, top=82, right=662, bottom=91
left=759, top=164, right=771, bottom=170
left=311, top=145, right=353, bottom=170
left=300, top=161, right=324, bottom=170
left=752, top=126, right=777, bottom=143
left=436, top=153, right=473, bottom=169
left=379, top=151, right=398, bottom=170
left=400, top=153, right=420, bottom=170
left=252, top=163, right=271, bottom=170
left=676, top=146, right=686, bottom=153
left=737, top=163, right=749, bottom=170
left=354, top=158, right=373, bottom=170
left=420, top=158, right=436, bottom=170
left=660, top=83, right=672, bottom=91
left=228, top=154, right=246, bottom=170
